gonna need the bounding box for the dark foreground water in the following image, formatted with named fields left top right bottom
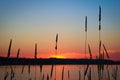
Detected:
left=0, top=65, right=119, bottom=80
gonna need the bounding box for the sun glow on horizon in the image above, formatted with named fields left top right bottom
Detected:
left=51, top=55, right=65, bottom=59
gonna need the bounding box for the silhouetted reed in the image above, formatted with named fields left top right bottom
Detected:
left=34, top=43, right=37, bottom=59
left=34, top=43, right=37, bottom=80
left=7, top=39, right=12, bottom=58
left=88, top=44, right=92, bottom=59
left=55, top=33, right=58, bottom=50
left=17, top=48, right=20, bottom=59
left=99, top=41, right=101, bottom=59
left=102, top=44, right=109, bottom=59
left=85, top=16, right=87, bottom=58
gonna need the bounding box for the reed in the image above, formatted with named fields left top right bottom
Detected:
left=112, top=66, right=118, bottom=80
left=17, top=48, right=20, bottom=59
left=102, top=44, right=109, bottom=59
left=34, top=43, right=37, bottom=80
left=88, top=44, right=92, bottom=59
left=28, top=65, right=30, bottom=74
left=50, top=65, right=54, bottom=78
left=68, top=70, right=70, bottom=80
left=62, top=66, right=64, bottom=80
left=55, top=33, right=58, bottom=50
left=84, top=64, right=89, bottom=76
left=85, top=16, right=87, bottom=58
left=42, top=74, right=44, bottom=80
left=99, top=41, right=101, bottom=59
left=4, top=72, right=9, bottom=80
left=99, top=6, right=101, bottom=31
left=40, top=65, right=42, bottom=72
left=98, top=5, right=101, bottom=61
left=10, top=65, right=15, bottom=80
left=54, top=33, right=58, bottom=80
left=79, top=69, right=81, bottom=80
left=87, top=68, right=91, bottom=80
left=47, top=74, right=49, bottom=80
left=7, top=39, right=12, bottom=58
left=107, top=67, right=110, bottom=80
left=21, top=65, right=24, bottom=74
left=35, top=43, right=37, bottom=59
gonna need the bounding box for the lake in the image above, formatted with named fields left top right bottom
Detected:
left=0, top=65, right=119, bottom=80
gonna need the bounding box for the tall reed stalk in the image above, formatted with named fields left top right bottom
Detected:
left=34, top=43, right=37, bottom=80
left=54, top=33, right=58, bottom=80
left=85, top=16, right=87, bottom=58
left=99, top=6, right=101, bottom=59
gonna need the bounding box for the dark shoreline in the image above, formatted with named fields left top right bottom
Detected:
left=0, top=57, right=120, bottom=65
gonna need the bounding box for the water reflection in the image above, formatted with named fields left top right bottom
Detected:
left=0, top=65, right=119, bottom=80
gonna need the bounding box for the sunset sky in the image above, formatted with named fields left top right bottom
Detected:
left=0, top=0, right=120, bottom=60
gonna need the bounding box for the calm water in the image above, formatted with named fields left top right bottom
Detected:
left=0, top=65, right=119, bottom=80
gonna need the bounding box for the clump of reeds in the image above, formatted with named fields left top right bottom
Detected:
left=112, top=66, right=118, bottom=80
